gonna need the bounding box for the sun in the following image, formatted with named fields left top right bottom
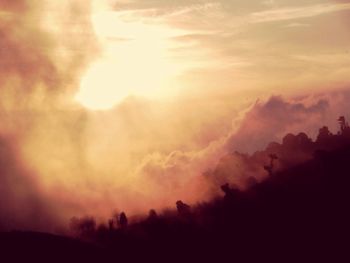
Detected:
left=75, top=8, right=185, bottom=110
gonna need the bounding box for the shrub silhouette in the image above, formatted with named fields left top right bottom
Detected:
left=176, top=200, right=191, bottom=216
left=118, top=212, right=128, bottom=229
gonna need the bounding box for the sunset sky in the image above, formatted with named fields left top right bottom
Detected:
left=0, top=0, right=350, bottom=231
left=75, top=0, right=350, bottom=109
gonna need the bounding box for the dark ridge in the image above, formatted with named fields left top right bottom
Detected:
left=0, top=231, right=107, bottom=262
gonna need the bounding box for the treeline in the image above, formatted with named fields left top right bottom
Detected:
left=69, top=116, right=350, bottom=262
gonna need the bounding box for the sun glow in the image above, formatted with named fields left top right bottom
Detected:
left=75, top=8, right=186, bottom=110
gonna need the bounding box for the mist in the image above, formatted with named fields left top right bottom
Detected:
left=1, top=0, right=350, bottom=232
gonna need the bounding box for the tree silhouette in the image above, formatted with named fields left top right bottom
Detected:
left=108, top=218, right=114, bottom=231
left=70, top=216, right=96, bottom=238
left=221, top=183, right=240, bottom=201
left=338, top=116, right=348, bottom=132
left=176, top=200, right=191, bottom=216
left=316, top=126, right=332, bottom=143
left=264, top=153, right=278, bottom=176
left=338, top=116, right=350, bottom=137
left=118, top=212, right=128, bottom=229
left=148, top=209, right=158, bottom=221
left=60, top=114, right=350, bottom=263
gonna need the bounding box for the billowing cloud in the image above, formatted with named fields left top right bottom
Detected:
left=133, top=89, right=350, bottom=208
left=0, top=0, right=98, bottom=112
left=0, top=0, right=350, bottom=232
left=226, top=96, right=329, bottom=153
left=0, top=0, right=98, bottom=231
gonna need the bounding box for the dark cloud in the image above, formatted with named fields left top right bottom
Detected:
left=0, top=1, right=59, bottom=230
left=0, top=135, right=56, bottom=231
left=0, top=0, right=98, bottom=231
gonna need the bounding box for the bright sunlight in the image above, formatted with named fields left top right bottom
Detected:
left=75, top=8, right=186, bottom=110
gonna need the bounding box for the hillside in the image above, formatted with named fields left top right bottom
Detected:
left=2, top=121, right=350, bottom=262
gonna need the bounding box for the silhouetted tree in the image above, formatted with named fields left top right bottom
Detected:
left=296, top=132, right=313, bottom=149
left=70, top=216, right=96, bottom=238
left=118, top=212, right=128, bottom=229
left=338, top=116, right=350, bottom=138
left=64, top=118, right=350, bottom=263
left=264, top=154, right=278, bottom=176
left=96, top=223, right=108, bottom=239
left=148, top=209, right=158, bottom=221
left=176, top=200, right=191, bottom=216
left=282, top=134, right=297, bottom=148
left=338, top=116, right=348, bottom=133
left=108, top=218, right=114, bottom=231
left=221, top=183, right=240, bottom=200
left=317, top=126, right=332, bottom=143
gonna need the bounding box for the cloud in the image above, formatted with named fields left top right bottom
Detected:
left=0, top=0, right=350, bottom=232
left=226, top=96, right=330, bottom=153
left=225, top=90, right=350, bottom=155
left=134, top=135, right=228, bottom=207
left=86, top=0, right=350, bottom=100
left=0, top=1, right=58, bottom=109
left=0, top=0, right=98, bottom=111
left=0, top=0, right=99, bottom=231
left=136, top=89, right=350, bottom=204
left=0, top=0, right=27, bottom=11
left=0, top=134, right=56, bottom=231
left=283, top=22, right=311, bottom=28
left=250, top=3, right=350, bottom=23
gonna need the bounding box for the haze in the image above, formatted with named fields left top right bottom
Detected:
left=0, top=0, right=349, bottom=231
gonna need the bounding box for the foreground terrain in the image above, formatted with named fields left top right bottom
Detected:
left=1, top=125, right=350, bottom=262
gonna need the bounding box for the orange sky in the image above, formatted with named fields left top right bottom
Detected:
left=0, top=0, right=350, bottom=230
left=76, top=0, right=350, bottom=107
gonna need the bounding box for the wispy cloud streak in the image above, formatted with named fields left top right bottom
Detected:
left=250, top=3, right=350, bottom=23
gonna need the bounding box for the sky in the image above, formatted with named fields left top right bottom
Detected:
left=0, top=0, right=350, bottom=231
left=76, top=0, right=350, bottom=107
